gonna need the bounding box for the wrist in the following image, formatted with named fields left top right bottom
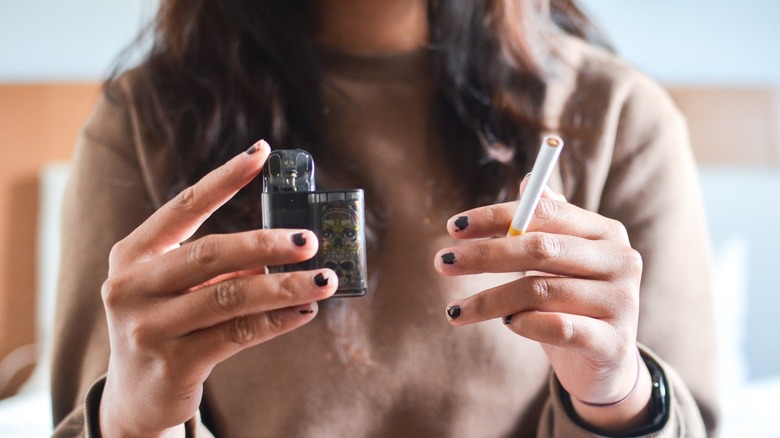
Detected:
left=100, top=378, right=186, bottom=438
left=570, top=355, right=653, bottom=434
left=100, top=406, right=186, bottom=438
left=558, top=349, right=672, bottom=436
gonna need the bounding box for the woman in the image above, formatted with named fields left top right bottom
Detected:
left=51, top=0, right=718, bottom=436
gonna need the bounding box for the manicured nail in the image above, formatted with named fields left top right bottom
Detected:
left=292, top=232, right=307, bottom=247
left=503, top=315, right=513, bottom=325
left=519, top=172, right=533, bottom=193
left=446, top=305, right=462, bottom=320
left=314, top=273, right=329, bottom=287
left=453, top=216, right=469, bottom=231
left=245, top=139, right=267, bottom=155
left=441, top=252, right=456, bottom=265
left=295, top=302, right=317, bottom=315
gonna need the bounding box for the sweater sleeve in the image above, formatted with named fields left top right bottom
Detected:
left=52, top=376, right=214, bottom=437
left=538, top=345, right=706, bottom=437
left=605, top=73, right=718, bottom=436
left=539, top=67, right=718, bottom=437
left=49, top=90, right=147, bottom=433
left=50, top=90, right=151, bottom=426
left=49, top=89, right=213, bottom=436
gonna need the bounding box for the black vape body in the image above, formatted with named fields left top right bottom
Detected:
left=261, top=150, right=367, bottom=297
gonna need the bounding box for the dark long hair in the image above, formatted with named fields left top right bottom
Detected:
left=108, top=0, right=610, bottom=230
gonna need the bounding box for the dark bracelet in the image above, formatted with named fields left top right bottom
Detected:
left=559, top=350, right=670, bottom=437
left=575, top=349, right=642, bottom=408
left=639, top=350, right=670, bottom=433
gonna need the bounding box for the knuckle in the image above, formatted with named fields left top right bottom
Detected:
left=263, top=311, right=286, bottom=334
left=614, top=247, right=644, bottom=284
left=188, top=236, right=219, bottom=267
left=171, top=186, right=198, bottom=212
left=471, top=291, right=490, bottom=317
left=275, top=274, right=298, bottom=301
left=227, top=312, right=285, bottom=346
left=211, top=280, right=245, bottom=314
left=615, top=284, right=639, bottom=309
left=108, top=240, right=127, bottom=263
left=126, top=318, right=154, bottom=349
left=534, top=199, right=559, bottom=223
left=525, top=233, right=560, bottom=261
left=607, top=219, right=630, bottom=243
left=527, top=277, right=550, bottom=305
left=254, top=231, right=277, bottom=255
left=624, top=248, right=644, bottom=274
left=227, top=316, right=257, bottom=345
left=101, top=276, right=129, bottom=308
left=473, top=241, right=491, bottom=267
left=487, top=205, right=499, bottom=228
left=554, top=314, right=575, bottom=343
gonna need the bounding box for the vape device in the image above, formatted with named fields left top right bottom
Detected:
left=261, top=149, right=367, bottom=297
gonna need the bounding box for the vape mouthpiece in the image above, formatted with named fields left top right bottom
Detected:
left=263, top=149, right=315, bottom=192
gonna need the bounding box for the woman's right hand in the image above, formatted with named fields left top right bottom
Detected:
left=98, top=140, right=337, bottom=437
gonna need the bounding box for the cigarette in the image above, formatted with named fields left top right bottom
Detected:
left=507, top=135, right=564, bottom=236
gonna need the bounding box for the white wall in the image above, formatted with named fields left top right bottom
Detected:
left=1, top=1, right=778, bottom=84
left=579, top=0, right=780, bottom=85
left=0, top=0, right=156, bottom=82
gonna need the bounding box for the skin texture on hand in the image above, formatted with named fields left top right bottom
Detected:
left=98, top=140, right=338, bottom=436
left=436, top=178, right=652, bottom=433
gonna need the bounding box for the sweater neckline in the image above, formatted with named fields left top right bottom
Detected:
left=316, top=46, right=432, bottom=82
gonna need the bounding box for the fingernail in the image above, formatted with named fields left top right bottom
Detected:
left=519, top=172, right=532, bottom=192
left=314, top=273, right=329, bottom=287
left=453, top=216, right=469, bottom=231
left=503, top=315, right=513, bottom=325
left=245, top=139, right=268, bottom=155
left=295, top=302, right=317, bottom=315
left=441, top=252, right=456, bottom=265
left=292, top=232, right=307, bottom=247
left=446, top=305, right=462, bottom=320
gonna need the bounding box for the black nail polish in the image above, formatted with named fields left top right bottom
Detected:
left=314, top=273, right=329, bottom=287
left=454, top=216, right=469, bottom=231
left=246, top=143, right=258, bottom=155
left=441, top=252, right=456, bottom=265
left=292, top=233, right=307, bottom=247
left=299, top=309, right=314, bottom=315
left=447, top=305, right=462, bottom=320
left=503, top=315, right=513, bottom=325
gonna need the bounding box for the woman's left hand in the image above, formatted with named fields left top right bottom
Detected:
left=435, top=181, right=652, bottom=432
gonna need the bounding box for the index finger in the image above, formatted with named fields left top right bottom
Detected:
left=446, top=183, right=565, bottom=238
left=447, top=195, right=627, bottom=243
left=122, top=140, right=271, bottom=259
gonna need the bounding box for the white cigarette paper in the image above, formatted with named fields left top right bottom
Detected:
left=507, top=135, right=564, bottom=236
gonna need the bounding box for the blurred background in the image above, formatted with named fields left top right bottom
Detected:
left=0, top=0, right=778, bottom=436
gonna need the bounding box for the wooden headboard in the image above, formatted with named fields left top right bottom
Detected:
left=668, top=86, right=780, bottom=167
left=0, top=83, right=99, bottom=397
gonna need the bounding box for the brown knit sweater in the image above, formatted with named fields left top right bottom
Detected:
left=51, top=35, right=717, bottom=437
